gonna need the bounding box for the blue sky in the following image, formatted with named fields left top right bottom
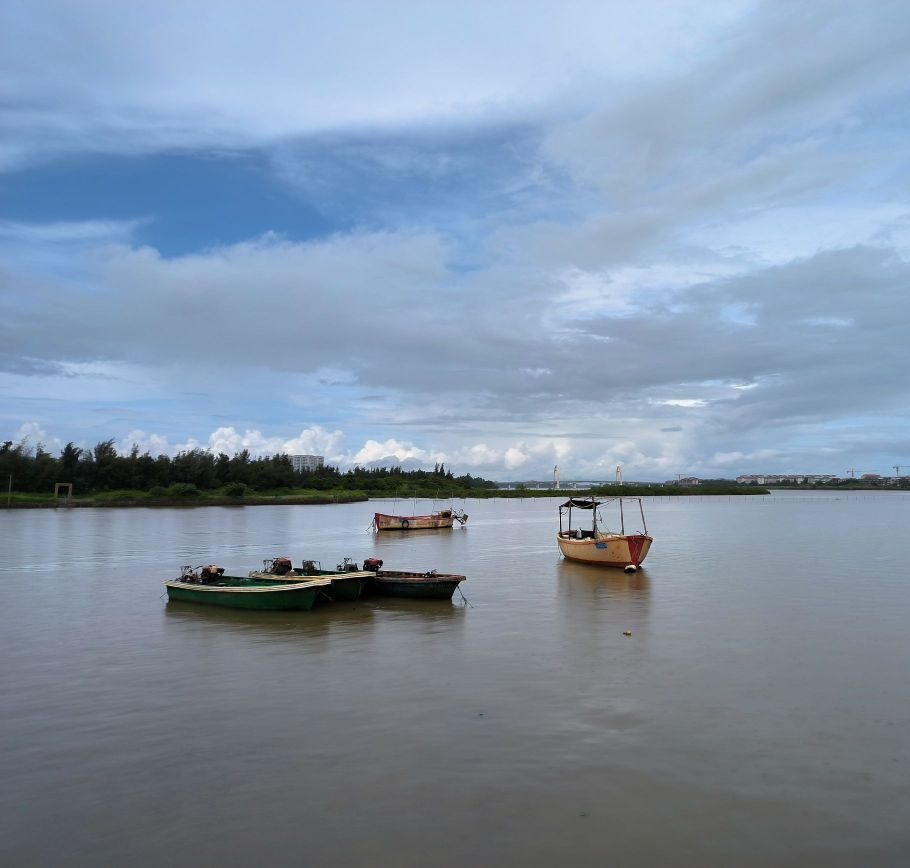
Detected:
left=2, top=0, right=910, bottom=480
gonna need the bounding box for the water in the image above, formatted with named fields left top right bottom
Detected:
left=2, top=493, right=909, bottom=866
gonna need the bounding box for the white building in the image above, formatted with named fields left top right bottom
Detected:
left=289, top=454, right=324, bottom=473
left=735, top=474, right=839, bottom=485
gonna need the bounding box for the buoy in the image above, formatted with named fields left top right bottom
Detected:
left=623, top=631, right=632, bottom=637
left=624, top=564, right=637, bottom=574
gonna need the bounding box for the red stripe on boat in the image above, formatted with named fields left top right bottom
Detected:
left=627, top=536, right=645, bottom=565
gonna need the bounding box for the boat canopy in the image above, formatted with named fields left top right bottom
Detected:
left=560, top=498, right=601, bottom=510
left=558, top=495, right=648, bottom=537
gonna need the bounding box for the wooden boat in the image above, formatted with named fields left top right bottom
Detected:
left=556, top=497, right=653, bottom=572
left=248, top=557, right=371, bottom=602
left=360, top=557, right=466, bottom=599
left=165, top=565, right=331, bottom=610
left=372, top=507, right=468, bottom=531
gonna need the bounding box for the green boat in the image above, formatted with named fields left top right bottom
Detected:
left=248, top=557, right=371, bottom=602
left=165, top=566, right=331, bottom=611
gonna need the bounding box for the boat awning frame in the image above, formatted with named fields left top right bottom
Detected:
left=559, top=498, right=602, bottom=510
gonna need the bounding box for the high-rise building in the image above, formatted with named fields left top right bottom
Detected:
left=289, top=454, right=324, bottom=473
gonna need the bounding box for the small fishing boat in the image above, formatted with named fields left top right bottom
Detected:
left=372, top=507, right=468, bottom=531
left=556, top=497, right=653, bottom=572
left=360, top=557, right=466, bottom=599
left=165, top=565, right=331, bottom=610
left=248, top=557, right=371, bottom=602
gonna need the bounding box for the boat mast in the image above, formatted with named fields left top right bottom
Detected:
left=619, top=497, right=625, bottom=534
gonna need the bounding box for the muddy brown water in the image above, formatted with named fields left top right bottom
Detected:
left=2, top=493, right=909, bottom=866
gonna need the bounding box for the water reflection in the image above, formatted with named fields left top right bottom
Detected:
left=366, top=596, right=468, bottom=618
left=556, top=560, right=651, bottom=603
left=162, top=593, right=467, bottom=646
left=162, top=597, right=377, bottom=650
left=369, top=528, right=463, bottom=552
left=6, top=496, right=910, bottom=866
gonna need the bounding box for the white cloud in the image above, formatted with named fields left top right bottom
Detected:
left=503, top=447, right=529, bottom=470
left=657, top=399, right=708, bottom=409
left=117, top=430, right=172, bottom=457
left=0, top=1, right=754, bottom=169
left=3, top=3, right=910, bottom=480
left=351, top=438, right=438, bottom=466
left=0, top=219, right=143, bottom=244
left=10, top=422, right=62, bottom=454
left=709, top=449, right=783, bottom=468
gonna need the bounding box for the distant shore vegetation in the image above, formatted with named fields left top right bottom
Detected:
left=5, top=438, right=901, bottom=508
left=0, top=439, right=498, bottom=506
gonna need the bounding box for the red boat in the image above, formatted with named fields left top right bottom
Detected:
left=372, top=508, right=468, bottom=531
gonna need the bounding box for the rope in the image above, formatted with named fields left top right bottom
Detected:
left=457, top=585, right=473, bottom=608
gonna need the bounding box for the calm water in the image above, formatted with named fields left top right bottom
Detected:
left=2, top=493, right=909, bottom=866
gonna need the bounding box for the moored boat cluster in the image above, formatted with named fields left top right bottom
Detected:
left=165, top=556, right=467, bottom=610
left=165, top=497, right=654, bottom=610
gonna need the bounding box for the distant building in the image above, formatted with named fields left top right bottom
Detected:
left=289, top=454, right=324, bottom=473
left=735, top=474, right=839, bottom=485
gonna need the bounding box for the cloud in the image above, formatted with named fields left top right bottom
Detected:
left=7, top=422, right=62, bottom=455
left=3, top=3, right=910, bottom=479
left=0, top=1, right=752, bottom=170
left=4, top=236, right=910, bottom=478
left=0, top=219, right=142, bottom=244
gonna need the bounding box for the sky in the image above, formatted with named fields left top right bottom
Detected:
left=2, top=0, right=910, bottom=481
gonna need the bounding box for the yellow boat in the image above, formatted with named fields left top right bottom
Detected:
left=556, top=497, right=652, bottom=572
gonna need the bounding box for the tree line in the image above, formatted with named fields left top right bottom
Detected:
left=0, top=439, right=497, bottom=499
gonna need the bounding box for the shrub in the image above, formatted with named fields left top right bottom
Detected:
left=223, top=483, right=253, bottom=498
left=167, top=482, right=201, bottom=498
left=93, top=489, right=144, bottom=501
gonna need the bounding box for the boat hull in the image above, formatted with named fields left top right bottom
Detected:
left=164, top=577, right=327, bottom=610
left=364, top=570, right=466, bottom=600
left=556, top=533, right=652, bottom=568
left=249, top=569, right=372, bottom=602
left=320, top=576, right=367, bottom=602
left=373, top=512, right=455, bottom=531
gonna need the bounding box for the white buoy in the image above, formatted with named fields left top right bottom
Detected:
left=624, top=564, right=637, bottom=574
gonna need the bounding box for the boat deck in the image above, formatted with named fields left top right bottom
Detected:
left=167, top=576, right=334, bottom=592
left=248, top=570, right=375, bottom=581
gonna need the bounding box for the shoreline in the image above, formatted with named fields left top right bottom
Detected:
left=1, top=494, right=370, bottom=509
left=2, top=488, right=776, bottom=508
left=8, top=484, right=904, bottom=509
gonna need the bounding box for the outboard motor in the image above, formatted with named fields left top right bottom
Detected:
left=362, top=557, right=384, bottom=571
left=268, top=557, right=294, bottom=575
